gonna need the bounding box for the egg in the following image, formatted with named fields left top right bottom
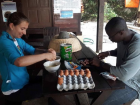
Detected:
left=70, top=70, right=74, bottom=76
left=86, top=72, right=91, bottom=78
left=74, top=69, right=78, bottom=73
left=58, top=77, right=63, bottom=85
left=65, top=70, right=69, bottom=76
left=85, top=68, right=90, bottom=73
left=75, top=71, right=79, bottom=76
left=80, top=70, right=84, bottom=76
left=87, top=70, right=91, bottom=74
left=60, top=70, right=64, bottom=76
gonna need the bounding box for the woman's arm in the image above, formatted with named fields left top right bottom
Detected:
left=34, top=48, right=48, bottom=54
left=14, top=52, right=56, bottom=67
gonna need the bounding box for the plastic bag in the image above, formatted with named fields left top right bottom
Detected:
left=64, top=61, right=81, bottom=70
left=100, top=72, right=118, bottom=81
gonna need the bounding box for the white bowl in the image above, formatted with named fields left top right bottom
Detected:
left=43, top=61, right=60, bottom=73
left=55, top=56, right=61, bottom=62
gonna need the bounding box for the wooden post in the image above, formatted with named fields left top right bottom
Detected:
left=96, top=0, right=105, bottom=53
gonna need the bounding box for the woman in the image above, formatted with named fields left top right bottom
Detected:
left=0, top=12, right=56, bottom=105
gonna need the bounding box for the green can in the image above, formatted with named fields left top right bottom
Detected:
left=60, top=43, right=72, bottom=61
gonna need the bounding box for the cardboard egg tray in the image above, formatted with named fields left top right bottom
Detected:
left=57, top=69, right=95, bottom=91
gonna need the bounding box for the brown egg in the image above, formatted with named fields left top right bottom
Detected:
left=85, top=68, right=90, bottom=73
left=58, top=77, right=63, bottom=85
left=86, top=72, right=91, bottom=78
left=75, top=71, right=79, bottom=76
left=70, top=70, right=74, bottom=76
left=60, top=70, right=64, bottom=76
left=74, top=69, right=78, bottom=72
left=87, top=70, right=91, bottom=74
left=80, top=70, right=84, bottom=76
left=65, top=70, right=69, bottom=76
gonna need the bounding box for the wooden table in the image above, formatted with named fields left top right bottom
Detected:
left=42, top=42, right=125, bottom=105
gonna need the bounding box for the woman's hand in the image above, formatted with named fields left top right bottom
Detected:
left=98, top=51, right=109, bottom=60
left=45, top=48, right=56, bottom=61
left=48, top=48, right=56, bottom=56
left=45, top=53, right=56, bottom=61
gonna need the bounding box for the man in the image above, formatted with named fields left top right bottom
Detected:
left=91, top=17, right=140, bottom=105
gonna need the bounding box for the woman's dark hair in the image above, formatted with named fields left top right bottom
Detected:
left=7, top=12, right=29, bottom=27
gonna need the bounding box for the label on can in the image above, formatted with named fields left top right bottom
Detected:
left=60, top=43, right=72, bottom=61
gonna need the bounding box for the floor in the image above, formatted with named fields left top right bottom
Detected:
left=21, top=94, right=92, bottom=105
left=22, top=97, right=49, bottom=105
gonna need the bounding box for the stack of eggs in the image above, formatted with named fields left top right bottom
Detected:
left=57, top=69, right=95, bottom=91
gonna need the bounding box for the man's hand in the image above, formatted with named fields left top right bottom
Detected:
left=98, top=51, right=109, bottom=60
left=90, top=57, right=100, bottom=67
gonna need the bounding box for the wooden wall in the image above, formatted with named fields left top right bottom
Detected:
left=0, top=0, right=82, bottom=49
left=0, top=0, right=82, bottom=35
left=54, top=13, right=82, bottom=35
left=21, top=0, right=53, bottom=28
left=0, top=0, right=22, bottom=33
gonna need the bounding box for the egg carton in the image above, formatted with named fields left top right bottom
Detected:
left=57, top=70, right=95, bottom=91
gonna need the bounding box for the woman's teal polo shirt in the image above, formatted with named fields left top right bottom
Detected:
left=0, top=31, right=35, bottom=92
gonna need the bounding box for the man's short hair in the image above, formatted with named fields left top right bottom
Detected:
left=105, top=17, right=128, bottom=32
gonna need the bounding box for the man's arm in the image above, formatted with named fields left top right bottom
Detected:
left=98, top=49, right=117, bottom=60
left=91, top=49, right=117, bottom=71
left=100, top=61, right=111, bottom=72
left=90, top=57, right=111, bottom=72
left=99, top=49, right=117, bottom=71
left=109, top=49, right=117, bottom=57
